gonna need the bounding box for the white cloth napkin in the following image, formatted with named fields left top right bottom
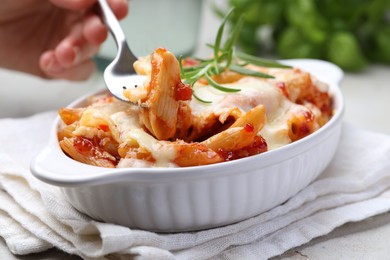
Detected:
left=1, top=111, right=390, bottom=260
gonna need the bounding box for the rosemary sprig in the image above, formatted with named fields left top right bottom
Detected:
left=180, top=8, right=291, bottom=102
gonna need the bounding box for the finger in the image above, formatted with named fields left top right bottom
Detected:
left=49, top=0, right=96, bottom=10
left=40, top=51, right=63, bottom=74
left=40, top=51, right=96, bottom=80
left=55, top=23, right=100, bottom=69
left=39, top=24, right=99, bottom=80
left=108, top=0, right=128, bottom=20
left=50, top=0, right=128, bottom=20
left=83, top=12, right=108, bottom=45
left=55, top=40, right=99, bottom=69
left=49, top=2, right=126, bottom=66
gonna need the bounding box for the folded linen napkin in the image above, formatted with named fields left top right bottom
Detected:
left=1, top=112, right=390, bottom=260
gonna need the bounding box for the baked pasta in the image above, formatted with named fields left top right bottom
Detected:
left=58, top=48, right=333, bottom=168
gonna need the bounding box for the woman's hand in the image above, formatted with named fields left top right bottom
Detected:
left=0, top=0, right=128, bottom=80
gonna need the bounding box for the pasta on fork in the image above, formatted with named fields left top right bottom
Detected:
left=58, top=47, right=333, bottom=168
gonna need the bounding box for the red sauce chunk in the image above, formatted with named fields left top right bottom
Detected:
left=175, top=82, right=192, bottom=101
left=182, top=58, right=200, bottom=67
left=243, top=123, right=254, bottom=133
left=99, top=124, right=109, bottom=132
left=303, top=110, right=314, bottom=123
left=291, top=110, right=315, bottom=140
left=297, top=123, right=310, bottom=137
left=74, top=136, right=94, bottom=154
left=217, top=135, right=268, bottom=161
left=276, top=82, right=289, bottom=98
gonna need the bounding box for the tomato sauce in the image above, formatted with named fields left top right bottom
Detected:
left=217, top=135, right=268, bottom=161
left=74, top=136, right=94, bottom=154
left=276, top=82, right=289, bottom=98
left=99, top=124, right=109, bottom=132
left=175, top=82, right=192, bottom=101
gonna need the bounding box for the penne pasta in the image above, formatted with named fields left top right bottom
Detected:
left=125, top=48, right=193, bottom=141
left=57, top=48, right=333, bottom=168
left=60, top=137, right=116, bottom=168
left=287, top=108, right=316, bottom=142
left=202, top=105, right=266, bottom=151
left=172, top=142, right=223, bottom=167
left=59, top=107, right=85, bottom=125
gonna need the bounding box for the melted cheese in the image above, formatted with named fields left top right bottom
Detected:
left=59, top=66, right=331, bottom=168
left=191, top=78, right=283, bottom=119
left=111, top=110, right=177, bottom=167
left=108, top=74, right=311, bottom=157
left=190, top=77, right=313, bottom=150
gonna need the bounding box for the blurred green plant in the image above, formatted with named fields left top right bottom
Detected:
left=215, top=0, right=390, bottom=71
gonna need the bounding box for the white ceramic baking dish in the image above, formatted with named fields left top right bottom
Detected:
left=31, top=59, right=344, bottom=232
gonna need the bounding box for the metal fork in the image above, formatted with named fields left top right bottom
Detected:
left=97, top=0, right=145, bottom=102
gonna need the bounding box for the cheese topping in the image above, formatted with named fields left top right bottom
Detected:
left=58, top=56, right=332, bottom=168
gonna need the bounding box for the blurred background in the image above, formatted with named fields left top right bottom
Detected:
left=215, top=0, right=390, bottom=72
left=98, top=0, right=390, bottom=72
left=98, top=0, right=203, bottom=62
left=0, top=0, right=389, bottom=135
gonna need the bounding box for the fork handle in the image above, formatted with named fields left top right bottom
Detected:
left=97, top=0, right=127, bottom=49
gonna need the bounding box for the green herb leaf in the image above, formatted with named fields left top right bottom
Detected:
left=179, top=7, right=290, bottom=103
left=192, top=92, right=212, bottom=104
left=224, top=15, right=245, bottom=51
left=229, top=64, right=275, bottom=78
left=214, top=8, right=235, bottom=61
left=205, top=72, right=241, bottom=93
left=178, top=55, right=185, bottom=78
left=236, top=52, right=292, bottom=68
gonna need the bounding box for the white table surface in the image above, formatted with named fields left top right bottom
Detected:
left=1, top=1, right=390, bottom=259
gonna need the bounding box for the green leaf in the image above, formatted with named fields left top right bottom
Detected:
left=178, top=6, right=300, bottom=103
left=326, top=31, right=367, bottom=71
left=205, top=72, right=241, bottom=93
left=192, top=91, right=212, bottom=103
left=214, top=8, right=235, bottom=60
left=236, top=52, right=291, bottom=68
left=224, top=15, right=245, bottom=51
left=229, top=64, right=274, bottom=78
left=224, top=48, right=234, bottom=69
left=276, top=27, right=323, bottom=59
left=188, top=63, right=212, bottom=81
left=372, top=26, right=390, bottom=63
left=178, top=56, right=185, bottom=78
